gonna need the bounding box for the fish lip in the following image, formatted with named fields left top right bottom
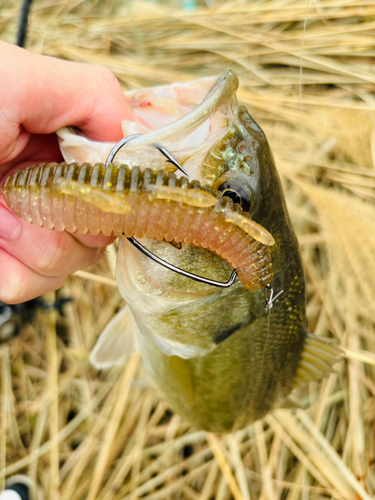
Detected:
left=56, top=70, right=239, bottom=166
left=118, top=70, right=239, bottom=150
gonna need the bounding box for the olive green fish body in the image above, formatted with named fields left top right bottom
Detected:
left=125, top=107, right=307, bottom=432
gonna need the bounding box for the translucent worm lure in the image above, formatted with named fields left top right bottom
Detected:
left=2, top=162, right=275, bottom=290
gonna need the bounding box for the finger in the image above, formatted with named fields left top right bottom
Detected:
left=0, top=248, right=66, bottom=304
left=0, top=134, right=63, bottom=184
left=0, top=41, right=140, bottom=164
left=0, top=202, right=106, bottom=277
left=72, top=232, right=116, bottom=249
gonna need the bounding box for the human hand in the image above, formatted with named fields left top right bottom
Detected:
left=0, top=41, right=136, bottom=303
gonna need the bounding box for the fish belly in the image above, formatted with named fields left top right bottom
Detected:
left=139, top=315, right=304, bottom=433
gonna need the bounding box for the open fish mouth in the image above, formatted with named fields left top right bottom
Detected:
left=3, top=162, right=274, bottom=291
left=56, top=70, right=241, bottom=182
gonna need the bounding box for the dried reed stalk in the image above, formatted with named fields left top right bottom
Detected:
left=1, top=0, right=375, bottom=498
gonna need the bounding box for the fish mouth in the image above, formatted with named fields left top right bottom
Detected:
left=56, top=70, right=240, bottom=180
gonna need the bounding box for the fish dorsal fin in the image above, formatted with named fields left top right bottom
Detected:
left=90, top=305, right=139, bottom=370
left=292, top=333, right=343, bottom=390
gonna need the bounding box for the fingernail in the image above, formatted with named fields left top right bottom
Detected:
left=0, top=206, right=21, bottom=240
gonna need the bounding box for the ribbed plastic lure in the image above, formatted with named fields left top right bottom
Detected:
left=3, top=162, right=274, bottom=290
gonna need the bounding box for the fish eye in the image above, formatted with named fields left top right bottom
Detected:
left=217, top=180, right=252, bottom=212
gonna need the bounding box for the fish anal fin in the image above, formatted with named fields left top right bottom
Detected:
left=291, top=333, right=343, bottom=391
left=90, top=304, right=139, bottom=370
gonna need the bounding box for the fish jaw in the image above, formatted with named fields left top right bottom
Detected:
left=56, top=71, right=240, bottom=182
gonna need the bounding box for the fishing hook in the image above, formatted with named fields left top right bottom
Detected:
left=105, top=134, right=189, bottom=176
left=264, top=284, right=284, bottom=314
left=128, top=237, right=238, bottom=288
left=106, top=134, right=238, bottom=288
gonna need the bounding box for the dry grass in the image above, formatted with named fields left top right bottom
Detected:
left=1, top=0, right=375, bottom=498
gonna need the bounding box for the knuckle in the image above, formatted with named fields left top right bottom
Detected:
left=0, top=277, right=23, bottom=304
left=92, top=64, right=118, bottom=87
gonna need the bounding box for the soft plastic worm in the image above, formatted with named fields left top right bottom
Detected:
left=3, top=163, right=274, bottom=290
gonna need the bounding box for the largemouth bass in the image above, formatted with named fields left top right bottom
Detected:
left=2, top=71, right=341, bottom=432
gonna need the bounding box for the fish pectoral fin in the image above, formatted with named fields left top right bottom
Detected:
left=55, top=179, right=131, bottom=214
left=291, top=333, right=343, bottom=390
left=90, top=304, right=139, bottom=370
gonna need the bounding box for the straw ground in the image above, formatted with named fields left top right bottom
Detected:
left=0, top=0, right=375, bottom=498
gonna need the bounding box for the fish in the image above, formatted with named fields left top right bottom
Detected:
left=1, top=70, right=341, bottom=432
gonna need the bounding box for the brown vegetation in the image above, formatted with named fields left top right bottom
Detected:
left=0, top=0, right=375, bottom=498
